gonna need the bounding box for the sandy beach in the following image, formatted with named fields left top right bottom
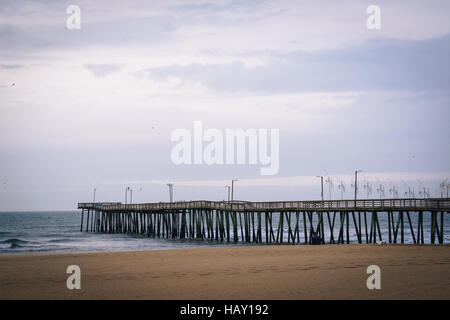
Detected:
left=0, top=244, right=449, bottom=300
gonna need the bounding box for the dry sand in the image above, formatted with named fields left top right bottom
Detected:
left=0, top=244, right=449, bottom=299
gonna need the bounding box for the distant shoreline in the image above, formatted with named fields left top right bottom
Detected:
left=1, top=244, right=449, bottom=299
left=0, top=242, right=448, bottom=256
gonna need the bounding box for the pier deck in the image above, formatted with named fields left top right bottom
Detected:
left=77, top=198, right=450, bottom=245
left=78, top=198, right=450, bottom=212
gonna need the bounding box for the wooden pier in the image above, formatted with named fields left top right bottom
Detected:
left=77, top=198, right=450, bottom=245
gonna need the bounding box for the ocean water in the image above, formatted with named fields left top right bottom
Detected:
left=0, top=211, right=247, bottom=254
left=0, top=211, right=448, bottom=254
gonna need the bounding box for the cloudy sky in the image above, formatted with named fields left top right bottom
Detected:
left=0, top=0, right=449, bottom=210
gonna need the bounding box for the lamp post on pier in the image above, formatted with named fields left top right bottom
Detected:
left=316, top=176, right=324, bottom=202
left=225, top=185, right=231, bottom=202
left=354, top=170, right=362, bottom=204
left=130, top=187, right=133, bottom=204
left=167, top=183, right=174, bottom=203
left=125, top=186, right=132, bottom=204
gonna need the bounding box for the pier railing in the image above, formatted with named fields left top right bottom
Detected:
left=78, top=198, right=450, bottom=212
left=77, top=198, right=449, bottom=245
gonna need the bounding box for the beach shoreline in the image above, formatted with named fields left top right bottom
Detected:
left=1, top=244, right=449, bottom=300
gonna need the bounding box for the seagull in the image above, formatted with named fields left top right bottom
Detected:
left=11, top=83, right=15, bottom=86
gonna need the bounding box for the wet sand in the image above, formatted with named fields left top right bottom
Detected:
left=0, top=244, right=449, bottom=299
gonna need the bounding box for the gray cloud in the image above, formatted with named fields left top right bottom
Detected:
left=84, top=64, right=121, bottom=77
left=1, top=0, right=450, bottom=59
left=0, top=64, right=23, bottom=69
left=144, top=35, right=450, bottom=93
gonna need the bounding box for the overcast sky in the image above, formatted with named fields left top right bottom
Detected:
left=0, top=0, right=449, bottom=210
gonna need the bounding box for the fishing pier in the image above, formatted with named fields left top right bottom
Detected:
left=78, top=198, right=450, bottom=245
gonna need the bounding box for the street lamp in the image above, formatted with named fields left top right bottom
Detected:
left=167, top=183, right=174, bottom=203
left=225, top=185, right=231, bottom=202
left=325, top=176, right=334, bottom=200
left=93, top=188, right=97, bottom=203
left=231, top=179, right=238, bottom=201
left=338, top=180, right=345, bottom=200
left=125, top=186, right=132, bottom=204
left=354, top=170, right=362, bottom=202
left=377, top=184, right=385, bottom=199
left=389, top=186, right=398, bottom=198
left=316, top=176, right=324, bottom=201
